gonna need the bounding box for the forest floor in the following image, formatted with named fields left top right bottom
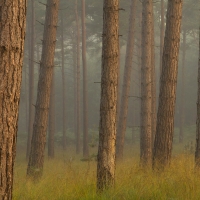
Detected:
left=13, top=143, right=200, bottom=200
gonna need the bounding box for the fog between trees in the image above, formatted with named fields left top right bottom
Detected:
left=19, top=0, right=198, bottom=148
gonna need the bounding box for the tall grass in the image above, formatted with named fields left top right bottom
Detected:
left=13, top=146, right=200, bottom=200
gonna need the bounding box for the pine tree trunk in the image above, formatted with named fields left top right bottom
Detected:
left=26, top=0, right=35, bottom=160
left=81, top=0, right=89, bottom=158
left=137, top=11, right=142, bottom=137
left=0, top=0, right=26, bottom=198
left=48, top=68, right=55, bottom=158
left=140, top=0, right=153, bottom=167
left=25, top=61, right=28, bottom=134
left=195, top=26, right=200, bottom=167
left=153, top=0, right=183, bottom=170
left=150, top=1, right=157, bottom=146
left=27, top=0, right=60, bottom=180
left=116, top=0, right=137, bottom=160
left=37, top=43, right=41, bottom=78
left=97, top=0, right=119, bottom=192
left=179, top=30, right=186, bottom=143
left=73, top=37, right=77, bottom=152
left=61, top=12, right=67, bottom=150
left=75, top=0, right=81, bottom=154
left=160, top=0, right=165, bottom=75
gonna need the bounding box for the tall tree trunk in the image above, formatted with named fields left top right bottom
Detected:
left=73, top=37, right=77, bottom=153
left=81, top=0, right=89, bottom=158
left=116, top=46, right=120, bottom=136
left=195, top=25, right=200, bottom=167
left=75, top=0, right=81, bottom=154
left=116, top=0, right=137, bottom=160
left=150, top=1, right=157, bottom=146
left=153, top=0, right=183, bottom=170
left=26, top=0, right=35, bottom=160
left=0, top=0, right=26, bottom=198
left=179, top=29, right=186, bottom=143
left=25, top=63, right=28, bottom=134
left=48, top=68, right=55, bottom=158
left=97, top=0, right=119, bottom=192
left=160, top=0, right=165, bottom=75
left=140, top=0, right=152, bottom=167
left=27, top=0, right=60, bottom=180
left=37, top=43, right=41, bottom=78
left=61, top=12, right=67, bottom=150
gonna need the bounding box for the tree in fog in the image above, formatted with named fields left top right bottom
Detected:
left=81, top=0, right=89, bottom=158
left=150, top=1, right=156, bottom=146
left=97, top=0, right=119, bottom=192
left=75, top=0, right=81, bottom=154
left=179, top=29, right=186, bottom=143
left=61, top=12, right=67, bottom=150
left=26, top=0, right=35, bottom=160
left=140, top=0, right=153, bottom=166
left=116, top=0, right=137, bottom=160
left=27, top=0, right=60, bottom=179
left=0, top=0, right=26, bottom=198
left=153, top=0, right=183, bottom=169
left=195, top=25, right=200, bottom=167
left=160, top=0, right=165, bottom=74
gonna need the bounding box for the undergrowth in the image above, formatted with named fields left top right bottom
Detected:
left=13, top=146, right=200, bottom=200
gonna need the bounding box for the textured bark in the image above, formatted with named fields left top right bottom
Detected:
left=195, top=26, right=200, bottom=167
left=75, top=0, right=81, bottom=154
left=61, top=12, right=67, bottom=150
left=179, top=30, right=186, bottom=143
left=81, top=0, right=89, bottom=158
left=153, top=0, right=183, bottom=169
left=0, top=0, right=26, bottom=198
left=116, top=0, right=137, bottom=160
left=26, top=0, right=35, bottom=160
left=140, top=0, right=152, bottom=167
left=160, top=0, right=165, bottom=75
left=27, top=0, right=59, bottom=179
left=48, top=68, right=55, bottom=158
left=97, top=0, right=119, bottom=192
left=150, top=1, right=157, bottom=146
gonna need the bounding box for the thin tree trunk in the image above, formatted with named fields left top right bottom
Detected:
left=61, top=12, right=67, bottom=150
left=116, top=0, right=137, bottom=160
left=160, top=0, right=165, bottom=75
left=195, top=25, right=200, bottom=167
left=137, top=11, right=142, bottom=136
left=140, top=0, right=152, bottom=167
left=26, top=0, right=35, bottom=160
left=179, top=29, right=186, bottom=143
left=25, top=63, right=28, bottom=134
left=116, top=46, right=120, bottom=135
left=73, top=37, right=77, bottom=153
left=81, top=0, right=89, bottom=158
left=48, top=68, right=55, bottom=158
left=27, top=0, right=60, bottom=180
left=97, top=0, right=119, bottom=192
left=37, top=43, right=40, bottom=78
left=150, top=1, right=157, bottom=146
left=153, top=0, right=183, bottom=170
left=75, top=0, right=81, bottom=154
left=0, top=0, right=26, bottom=198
